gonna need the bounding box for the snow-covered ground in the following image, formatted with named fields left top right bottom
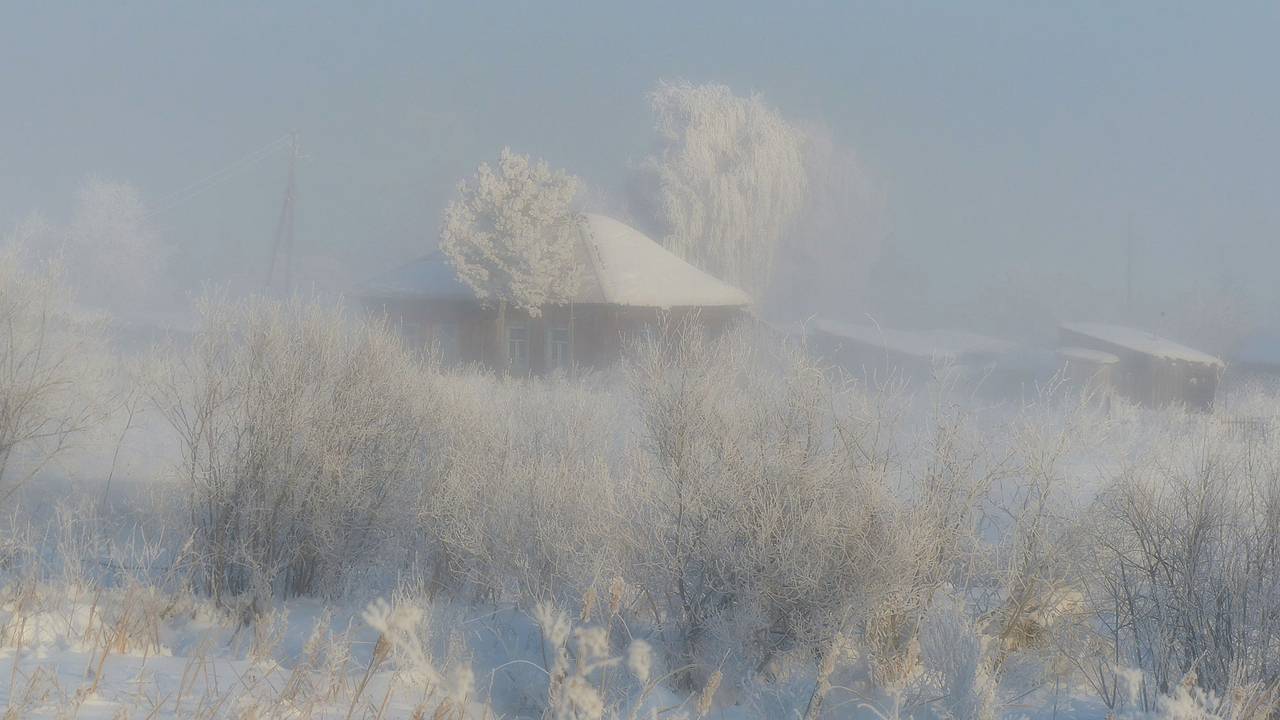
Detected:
left=0, top=578, right=1109, bottom=719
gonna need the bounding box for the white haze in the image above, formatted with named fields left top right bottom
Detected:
left=4, top=5, right=1280, bottom=718
left=3, top=3, right=1279, bottom=351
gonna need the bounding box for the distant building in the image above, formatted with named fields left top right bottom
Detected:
left=1056, top=346, right=1120, bottom=396
left=358, top=214, right=751, bottom=374
left=1058, top=322, right=1224, bottom=411
left=809, top=319, right=1016, bottom=382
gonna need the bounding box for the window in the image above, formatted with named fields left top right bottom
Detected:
left=506, top=323, right=529, bottom=372
left=547, top=326, right=572, bottom=371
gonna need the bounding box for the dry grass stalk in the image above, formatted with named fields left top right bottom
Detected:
left=608, top=577, right=625, bottom=618
left=581, top=586, right=598, bottom=624
left=696, top=670, right=721, bottom=718
left=346, top=633, right=392, bottom=720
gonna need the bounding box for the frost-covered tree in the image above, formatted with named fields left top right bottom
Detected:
left=0, top=247, right=110, bottom=502
left=11, top=177, right=166, bottom=314
left=440, top=148, right=582, bottom=317
left=637, top=80, right=807, bottom=298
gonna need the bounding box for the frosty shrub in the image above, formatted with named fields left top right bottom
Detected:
left=417, top=371, right=626, bottom=603
left=134, top=298, right=1035, bottom=708
left=0, top=247, right=110, bottom=502
left=967, top=385, right=1097, bottom=670
left=919, top=590, right=998, bottom=720
left=1085, top=424, right=1280, bottom=706
left=624, top=319, right=993, bottom=683
left=149, top=295, right=428, bottom=600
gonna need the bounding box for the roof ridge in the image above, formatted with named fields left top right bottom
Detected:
left=579, top=213, right=615, bottom=303
left=358, top=214, right=750, bottom=308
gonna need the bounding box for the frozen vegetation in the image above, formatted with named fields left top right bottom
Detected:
left=8, top=1, right=1280, bottom=716
left=0, top=253, right=1277, bottom=719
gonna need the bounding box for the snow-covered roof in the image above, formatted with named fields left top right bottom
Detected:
left=812, top=319, right=1015, bottom=362
left=1059, top=322, right=1224, bottom=367
left=1057, top=346, right=1120, bottom=365
left=581, top=214, right=750, bottom=307
left=359, top=214, right=751, bottom=309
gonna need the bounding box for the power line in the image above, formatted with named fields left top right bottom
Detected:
left=266, top=132, right=300, bottom=294
left=144, top=134, right=292, bottom=219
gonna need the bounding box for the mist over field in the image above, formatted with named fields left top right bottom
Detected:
left=1, top=3, right=1279, bottom=718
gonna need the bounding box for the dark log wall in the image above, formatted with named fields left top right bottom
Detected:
left=363, top=298, right=749, bottom=375
left=1058, top=328, right=1221, bottom=412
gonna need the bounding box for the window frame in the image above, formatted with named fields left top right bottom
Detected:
left=506, top=321, right=530, bottom=372
left=546, top=324, right=572, bottom=372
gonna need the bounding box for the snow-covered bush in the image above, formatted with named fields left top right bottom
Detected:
left=624, top=320, right=996, bottom=689
left=918, top=590, right=998, bottom=720
left=0, top=247, right=111, bottom=502
left=417, top=371, right=626, bottom=603
left=977, top=388, right=1100, bottom=666
left=1084, top=419, right=1280, bottom=706
left=148, top=295, right=428, bottom=601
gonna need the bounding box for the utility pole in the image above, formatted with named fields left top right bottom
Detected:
left=266, top=131, right=299, bottom=294
left=1125, top=213, right=1134, bottom=317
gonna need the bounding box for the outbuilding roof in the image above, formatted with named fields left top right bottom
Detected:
left=1057, top=346, right=1120, bottom=365
left=360, top=214, right=750, bottom=309
left=1059, top=322, right=1224, bottom=367
left=812, top=319, right=1015, bottom=363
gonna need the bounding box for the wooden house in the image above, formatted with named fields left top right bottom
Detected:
left=358, top=214, right=751, bottom=374
left=1058, top=322, right=1224, bottom=411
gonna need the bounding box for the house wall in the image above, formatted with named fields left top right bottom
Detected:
left=362, top=297, right=485, bottom=365
left=362, top=297, right=747, bottom=375
left=1058, top=356, right=1117, bottom=397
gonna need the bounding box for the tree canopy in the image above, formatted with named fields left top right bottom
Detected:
left=639, top=80, right=808, bottom=299
left=440, top=148, right=582, bottom=317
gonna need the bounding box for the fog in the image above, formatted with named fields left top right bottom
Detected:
left=9, top=6, right=1280, bottom=716
left=3, top=2, right=1279, bottom=350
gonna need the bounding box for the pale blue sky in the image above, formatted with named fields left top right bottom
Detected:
left=2, top=2, right=1278, bottom=322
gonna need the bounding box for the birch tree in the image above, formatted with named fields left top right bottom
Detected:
left=639, top=80, right=808, bottom=298
left=0, top=247, right=109, bottom=502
